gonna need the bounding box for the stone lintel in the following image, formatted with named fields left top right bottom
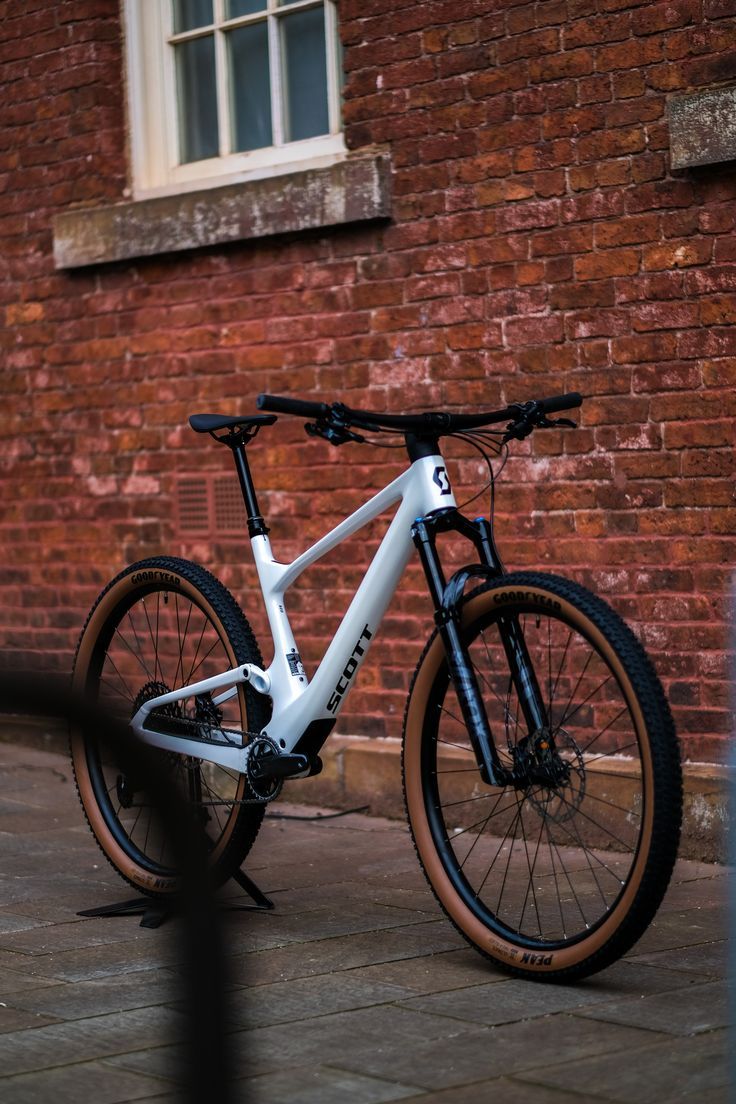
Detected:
left=52, top=150, right=392, bottom=269
left=668, top=84, right=736, bottom=170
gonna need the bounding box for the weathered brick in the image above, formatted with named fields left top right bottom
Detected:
left=2, top=0, right=734, bottom=765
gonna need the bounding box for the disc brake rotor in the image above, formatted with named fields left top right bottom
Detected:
left=527, top=730, right=586, bottom=824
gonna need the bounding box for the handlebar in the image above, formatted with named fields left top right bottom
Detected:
left=257, top=391, right=582, bottom=436
left=537, top=392, right=583, bottom=416
left=256, top=394, right=330, bottom=419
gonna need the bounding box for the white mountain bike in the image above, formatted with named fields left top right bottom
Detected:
left=71, top=391, right=682, bottom=981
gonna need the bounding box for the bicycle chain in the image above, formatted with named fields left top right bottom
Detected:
left=143, top=711, right=281, bottom=806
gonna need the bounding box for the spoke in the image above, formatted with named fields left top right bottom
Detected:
left=475, top=795, right=523, bottom=903
left=457, top=790, right=508, bottom=871
left=583, top=743, right=639, bottom=768
left=435, top=767, right=484, bottom=774
left=439, top=702, right=467, bottom=729
left=437, top=736, right=476, bottom=753
left=578, top=705, right=629, bottom=756
left=551, top=787, right=635, bottom=853
left=186, top=637, right=222, bottom=686
left=548, top=793, right=633, bottom=884
left=558, top=672, right=613, bottom=731
left=446, top=796, right=522, bottom=841
left=546, top=826, right=591, bottom=930
left=173, top=598, right=194, bottom=690
left=516, top=802, right=544, bottom=937
left=442, top=790, right=506, bottom=810
left=549, top=628, right=573, bottom=729
left=557, top=649, right=593, bottom=728
left=554, top=803, right=611, bottom=910
left=129, top=802, right=143, bottom=841
left=490, top=792, right=524, bottom=917
left=126, top=610, right=155, bottom=683
left=99, top=664, right=136, bottom=704
left=173, top=593, right=183, bottom=689
left=545, top=819, right=567, bottom=939
left=141, top=598, right=160, bottom=684
left=183, top=614, right=209, bottom=687
left=112, top=627, right=154, bottom=684
left=547, top=617, right=553, bottom=730
left=577, top=787, right=642, bottom=819
left=154, top=591, right=161, bottom=683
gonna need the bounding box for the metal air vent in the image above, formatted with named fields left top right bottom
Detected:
left=175, top=474, right=246, bottom=537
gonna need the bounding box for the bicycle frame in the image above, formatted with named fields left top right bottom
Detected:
left=130, top=453, right=458, bottom=773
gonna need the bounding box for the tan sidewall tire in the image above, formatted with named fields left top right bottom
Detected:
left=404, top=583, right=655, bottom=976
left=71, top=567, right=249, bottom=895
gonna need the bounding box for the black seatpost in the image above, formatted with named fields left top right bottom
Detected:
left=228, top=439, right=269, bottom=538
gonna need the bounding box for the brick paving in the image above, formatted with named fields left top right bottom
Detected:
left=0, top=740, right=730, bottom=1103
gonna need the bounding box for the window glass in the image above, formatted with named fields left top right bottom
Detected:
left=229, top=23, right=273, bottom=151
left=173, top=0, right=213, bottom=34
left=175, top=36, right=219, bottom=162
left=281, top=7, right=328, bottom=142
left=227, top=0, right=266, bottom=16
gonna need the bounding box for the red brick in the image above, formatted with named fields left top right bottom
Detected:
left=642, top=239, right=712, bottom=271
left=504, top=314, right=565, bottom=346
left=632, top=0, right=700, bottom=35
left=611, top=332, right=679, bottom=364
left=2, top=0, right=734, bottom=765
left=575, top=248, right=640, bottom=280
left=632, top=301, right=700, bottom=331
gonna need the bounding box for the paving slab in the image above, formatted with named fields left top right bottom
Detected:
left=514, top=1028, right=729, bottom=1103
left=0, top=740, right=730, bottom=1103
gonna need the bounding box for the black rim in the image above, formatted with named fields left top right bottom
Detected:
left=421, top=600, right=647, bottom=950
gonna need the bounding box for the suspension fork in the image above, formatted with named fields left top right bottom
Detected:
left=412, top=510, right=549, bottom=786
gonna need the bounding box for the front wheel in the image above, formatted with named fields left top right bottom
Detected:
left=71, top=556, right=270, bottom=896
left=402, top=571, right=682, bottom=981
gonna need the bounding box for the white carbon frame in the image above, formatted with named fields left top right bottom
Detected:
left=130, top=454, right=456, bottom=771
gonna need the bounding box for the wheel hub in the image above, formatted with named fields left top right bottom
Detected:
left=525, top=729, right=586, bottom=824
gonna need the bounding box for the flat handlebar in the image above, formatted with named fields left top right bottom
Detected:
left=255, top=395, right=330, bottom=419
left=256, top=392, right=582, bottom=435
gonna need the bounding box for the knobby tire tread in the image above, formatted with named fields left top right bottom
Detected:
left=71, top=555, right=270, bottom=896
left=402, top=570, right=683, bottom=982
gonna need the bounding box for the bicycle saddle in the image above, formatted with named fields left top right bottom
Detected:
left=189, top=413, right=277, bottom=434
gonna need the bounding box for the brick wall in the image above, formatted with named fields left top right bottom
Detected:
left=1, top=0, right=734, bottom=762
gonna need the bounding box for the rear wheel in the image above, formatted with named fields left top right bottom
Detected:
left=71, top=556, right=269, bottom=895
left=403, top=571, right=682, bottom=981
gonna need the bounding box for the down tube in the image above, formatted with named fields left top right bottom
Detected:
left=263, top=495, right=420, bottom=750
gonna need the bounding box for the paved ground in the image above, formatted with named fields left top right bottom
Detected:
left=0, top=740, right=730, bottom=1103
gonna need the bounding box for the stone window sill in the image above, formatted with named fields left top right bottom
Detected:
left=52, top=150, right=391, bottom=270
left=668, top=84, right=736, bottom=170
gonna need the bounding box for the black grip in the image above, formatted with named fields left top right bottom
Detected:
left=257, top=394, right=330, bottom=418
left=539, top=392, right=583, bottom=415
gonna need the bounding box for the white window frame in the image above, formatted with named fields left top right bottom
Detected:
left=124, top=0, right=345, bottom=200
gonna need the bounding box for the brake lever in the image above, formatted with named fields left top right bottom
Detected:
left=502, top=402, right=577, bottom=443
left=305, top=421, right=366, bottom=446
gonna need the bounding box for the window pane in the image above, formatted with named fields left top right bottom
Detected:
left=228, top=23, right=273, bottom=152
left=281, top=7, right=329, bottom=142
left=227, top=0, right=267, bottom=16
left=175, top=36, right=219, bottom=162
left=173, top=0, right=213, bottom=33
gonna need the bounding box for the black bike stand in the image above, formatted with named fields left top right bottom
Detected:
left=77, top=867, right=274, bottom=929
